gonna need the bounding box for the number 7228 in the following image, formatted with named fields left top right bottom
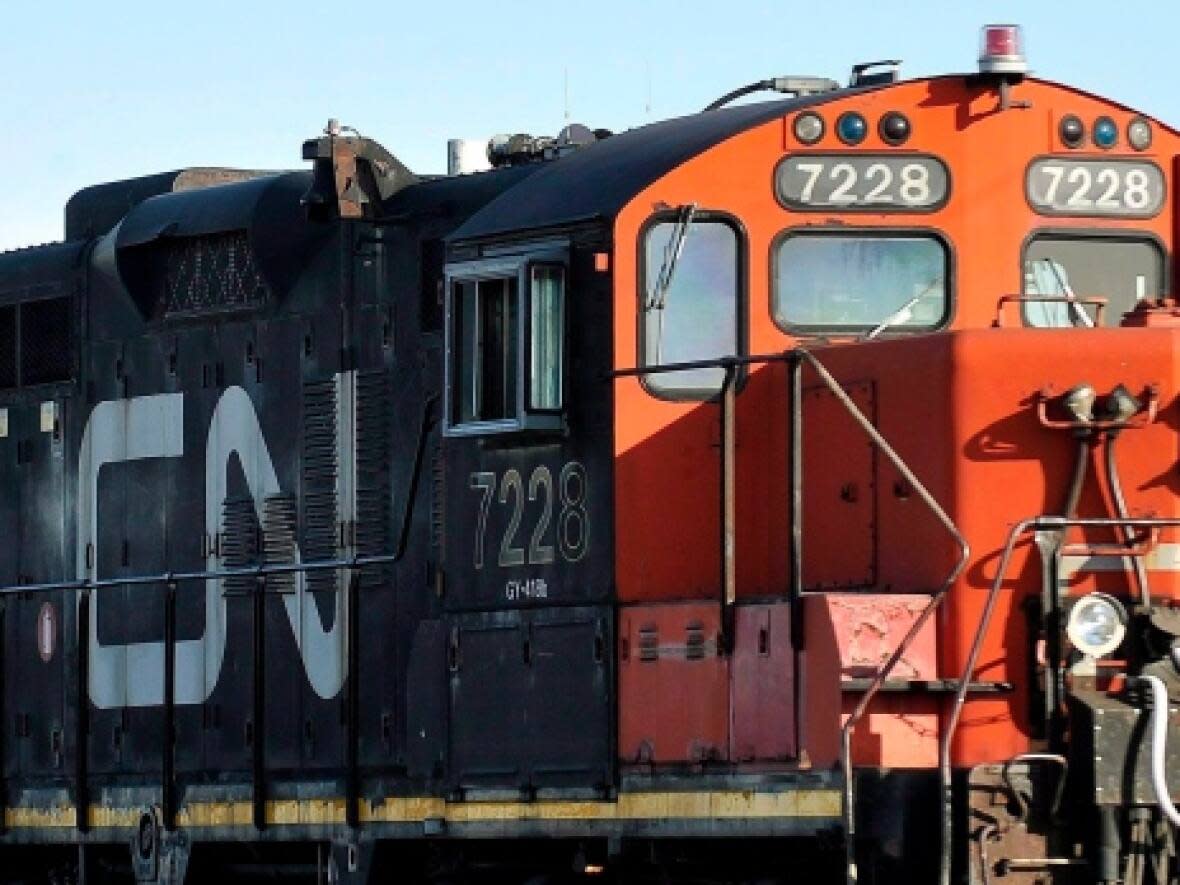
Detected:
left=469, top=463, right=589, bottom=570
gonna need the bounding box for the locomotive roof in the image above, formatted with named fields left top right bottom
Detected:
left=448, top=90, right=861, bottom=243
left=0, top=240, right=85, bottom=302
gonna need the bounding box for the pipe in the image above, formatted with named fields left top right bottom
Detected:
left=1138, top=675, right=1180, bottom=827
left=1105, top=433, right=1152, bottom=608
left=703, top=80, right=775, bottom=111
left=794, top=350, right=970, bottom=885
left=1063, top=438, right=1089, bottom=521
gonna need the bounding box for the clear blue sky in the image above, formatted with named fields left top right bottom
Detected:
left=2, top=0, right=1177, bottom=251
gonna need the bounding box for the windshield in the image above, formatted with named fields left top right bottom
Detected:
left=773, top=233, right=949, bottom=334
left=1022, top=236, right=1164, bottom=328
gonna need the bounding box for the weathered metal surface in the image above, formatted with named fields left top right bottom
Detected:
left=1068, top=687, right=1180, bottom=806
left=967, top=758, right=1079, bottom=885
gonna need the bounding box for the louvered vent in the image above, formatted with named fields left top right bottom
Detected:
left=430, top=438, right=443, bottom=557
left=161, top=231, right=269, bottom=317
left=262, top=494, right=298, bottom=594
left=221, top=496, right=260, bottom=596
left=302, top=379, right=338, bottom=593
left=355, top=370, right=391, bottom=588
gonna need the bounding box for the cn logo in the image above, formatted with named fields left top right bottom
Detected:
left=76, top=376, right=357, bottom=710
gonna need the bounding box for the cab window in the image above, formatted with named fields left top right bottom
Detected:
left=446, top=257, right=565, bottom=436
left=1022, top=235, right=1164, bottom=328
left=640, top=214, right=741, bottom=399
left=773, top=231, right=949, bottom=335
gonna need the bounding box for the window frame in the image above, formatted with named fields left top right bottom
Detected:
left=1018, top=228, right=1168, bottom=328
left=636, top=210, right=748, bottom=402
left=769, top=226, right=956, bottom=338
left=444, top=251, right=568, bottom=437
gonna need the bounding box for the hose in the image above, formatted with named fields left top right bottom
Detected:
left=1105, top=433, right=1152, bottom=607
left=1138, top=675, right=1180, bottom=828
left=703, top=80, right=775, bottom=111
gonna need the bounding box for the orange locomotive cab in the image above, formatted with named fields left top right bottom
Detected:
left=594, top=26, right=1180, bottom=883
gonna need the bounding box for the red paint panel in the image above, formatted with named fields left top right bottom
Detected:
left=730, top=604, right=795, bottom=761
left=802, top=382, right=876, bottom=590
left=618, top=603, right=729, bottom=764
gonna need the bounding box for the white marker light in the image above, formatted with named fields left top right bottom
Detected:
left=1066, top=593, right=1127, bottom=659
left=1128, top=117, right=1153, bottom=151
left=978, top=24, right=1028, bottom=76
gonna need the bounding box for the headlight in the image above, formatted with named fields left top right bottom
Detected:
left=1066, top=593, right=1127, bottom=658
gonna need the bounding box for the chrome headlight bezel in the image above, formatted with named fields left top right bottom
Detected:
left=1066, top=592, right=1128, bottom=659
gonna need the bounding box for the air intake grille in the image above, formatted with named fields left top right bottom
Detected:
left=0, top=305, right=15, bottom=390
left=221, top=496, right=260, bottom=596
left=20, top=297, right=73, bottom=386
left=162, top=231, right=269, bottom=316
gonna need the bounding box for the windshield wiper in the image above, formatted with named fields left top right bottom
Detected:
left=1044, top=259, right=1094, bottom=328
left=645, top=203, right=697, bottom=364
left=864, top=276, right=943, bottom=340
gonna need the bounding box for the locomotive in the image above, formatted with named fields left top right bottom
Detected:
left=2, top=22, right=1180, bottom=883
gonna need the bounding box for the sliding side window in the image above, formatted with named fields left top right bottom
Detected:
left=640, top=213, right=742, bottom=399
left=446, top=257, right=566, bottom=435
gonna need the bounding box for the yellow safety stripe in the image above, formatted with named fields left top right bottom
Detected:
left=4, top=789, right=841, bottom=830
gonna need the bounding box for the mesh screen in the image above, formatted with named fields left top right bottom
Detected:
left=161, top=231, right=269, bottom=316
left=0, top=306, right=15, bottom=389
left=20, top=297, right=73, bottom=385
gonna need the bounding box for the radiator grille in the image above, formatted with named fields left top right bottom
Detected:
left=0, top=305, right=14, bottom=389
left=221, top=496, right=260, bottom=596
left=19, top=297, right=73, bottom=386
left=262, top=494, right=298, bottom=594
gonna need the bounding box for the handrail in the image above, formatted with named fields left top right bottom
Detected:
left=0, top=396, right=438, bottom=600
left=992, top=293, right=1107, bottom=328
left=938, top=515, right=1180, bottom=885
left=790, top=350, right=970, bottom=885
left=610, top=351, right=792, bottom=652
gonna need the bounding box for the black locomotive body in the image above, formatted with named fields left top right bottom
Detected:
left=0, top=118, right=842, bottom=883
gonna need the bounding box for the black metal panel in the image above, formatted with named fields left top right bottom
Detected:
left=527, top=609, right=611, bottom=790
left=1069, top=687, right=1180, bottom=805
left=86, top=342, right=123, bottom=776
left=449, top=612, right=528, bottom=789
left=405, top=619, right=447, bottom=779
left=16, top=399, right=67, bottom=777
left=448, top=606, right=612, bottom=793
left=119, top=335, right=167, bottom=776
left=295, top=309, right=346, bottom=773
left=167, top=328, right=213, bottom=776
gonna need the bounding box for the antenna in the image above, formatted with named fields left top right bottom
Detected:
left=564, top=69, right=570, bottom=122
left=645, top=61, right=652, bottom=116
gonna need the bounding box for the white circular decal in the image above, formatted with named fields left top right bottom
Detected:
left=37, top=602, right=56, bottom=663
